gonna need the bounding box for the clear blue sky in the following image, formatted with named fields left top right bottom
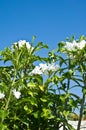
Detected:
left=0, top=0, right=86, bottom=50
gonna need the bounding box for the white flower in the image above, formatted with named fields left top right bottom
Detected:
left=64, top=40, right=77, bottom=51
left=39, top=63, right=59, bottom=74
left=0, top=92, right=5, bottom=99
left=30, top=63, right=59, bottom=75
left=47, top=63, right=59, bottom=72
left=39, top=63, right=48, bottom=72
left=13, top=40, right=34, bottom=51
left=78, top=40, right=86, bottom=49
left=30, top=66, right=43, bottom=75
left=64, top=40, right=86, bottom=51
left=12, top=89, right=21, bottom=99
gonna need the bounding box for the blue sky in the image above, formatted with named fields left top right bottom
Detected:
left=0, top=0, right=86, bottom=50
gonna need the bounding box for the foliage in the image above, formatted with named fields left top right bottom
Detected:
left=0, top=36, right=86, bottom=130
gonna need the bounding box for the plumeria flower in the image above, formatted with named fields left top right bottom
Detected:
left=0, top=92, right=5, bottom=99
left=29, top=66, right=43, bottom=75
left=12, top=40, right=34, bottom=51
left=30, top=63, right=59, bottom=75
left=39, top=63, right=48, bottom=72
left=46, top=63, right=59, bottom=72
left=64, top=40, right=86, bottom=51
left=64, top=40, right=77, bottom=51
left=39, top=63, right=59, bottom=74
left=78, top=40, right=86, bottom=49
left=12, top=89, right=21, bottom=99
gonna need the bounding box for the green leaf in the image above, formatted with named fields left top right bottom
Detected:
left=39, top=85, right=45, bottom=91
left=28, top=91, right=34, bottom=97
left=58, top=41, right=65, bottom=52
left=41, top=108, right=54, bottom=119
left=33, top=110, right=40, bottom=119
left=82, top=87, right=86, bottom=95
left=69, top=35, right=75, bottom=42
left=60, top=93, right=69, bottom=102
left=80, top=35, right=86, bottom=41
left=34, top=42, right=48, bottom=52
left=40, top=98, right=47, bottom=102
left=30, top=97, right=38, bottom=106
left=0, top=123, right=8, bottom=130
left=44, top=78, right=52, bottom=88
left=27, top=82, right=36, bottom=88
left=33, top=75, right=43, bottom=85
left=24, top=105, right=33, bottom=114
left=31, top=35, right=36, bottom=45
left=63, top=110, right=70, bottom=118
left=1, top=47, right=12, bottom=63
left=0, top=110, right=8, bottom=122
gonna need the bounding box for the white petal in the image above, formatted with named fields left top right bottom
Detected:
left=0, top=92, right=5, bottom=99
left=13, top=89, right=21, bottom=99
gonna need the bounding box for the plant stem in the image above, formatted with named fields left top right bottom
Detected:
left=77, top=94, right=85, bottom=130
left=77, top=64, right=86, bottom=130
left=4, top=89, right=12, bottom=111
left=4, top=72, right=17, bottom=111
left=63, top=59, right=70, bottom=130
left=38, top=127, right=41, bottom=130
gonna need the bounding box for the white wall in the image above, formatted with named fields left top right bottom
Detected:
left=59, top=121, right=86, bottom=130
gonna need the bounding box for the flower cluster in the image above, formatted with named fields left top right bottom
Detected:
left=30, top=63, right=59, bottom=75
left=13, top=40, right=34, bottom=51
left=64, top=40, right=86, bottom=51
